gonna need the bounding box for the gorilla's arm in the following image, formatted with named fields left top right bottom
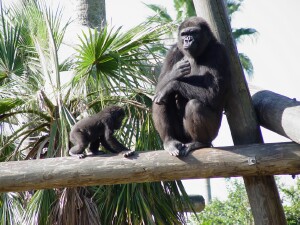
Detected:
left=154, top=45, right=230, bottom=105
left=155, top=46, right=187, bottom=92
left=153, top=76, right=214, bottom=105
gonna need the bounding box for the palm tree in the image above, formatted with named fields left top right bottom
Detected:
left=227, top=0, right=257, bottom=77
left=0, top=0, right=195, bottom=224
left=145, top=0, right=257, bottom=77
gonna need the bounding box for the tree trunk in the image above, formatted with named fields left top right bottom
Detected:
left=192, top=1, right=287, bottom=224
left=204, top=178, right=212, bottom=204
left=75, top=0, right=106, bottom=28
left=1, top=142, right=300, bottom=193
left=250, top=84, right=300, bottom=144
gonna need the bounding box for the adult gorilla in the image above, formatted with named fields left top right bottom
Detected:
left=152, top=17, right=231, bottom=156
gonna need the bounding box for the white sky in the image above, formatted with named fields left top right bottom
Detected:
left=3, top=0, right=300, bottom=200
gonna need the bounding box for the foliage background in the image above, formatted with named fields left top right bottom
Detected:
left=189, top=177, right=300, bottom=225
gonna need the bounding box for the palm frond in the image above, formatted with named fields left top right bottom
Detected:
left=50, top=188, right=101, bottom=225
left=173, top=0, right=196, bottom=21
left=144, top=4, right=173, bottom=23
left=233, top=28, right=258, bottom=43
left=22, top=189, right=56, bottom=225
left=226, top=0, right=242, bottom=20
left=239, top=52, right=254, bottom=78
left=0, top=98, right=24, bottom=114
left=0, top=192, right=24, bottom=225
left=93, top=182, right=189, bottom=225
left=73, top=21, right=167, bottom=100
left=173, top=0, right=184, bottom=21
left=0, top=5, right=24, bottom=83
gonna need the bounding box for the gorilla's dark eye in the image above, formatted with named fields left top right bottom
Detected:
left=181, top=32, right=188, bottom=36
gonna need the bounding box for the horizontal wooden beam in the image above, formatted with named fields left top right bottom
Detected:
left=250, top=84, right=300, bottom=144
left=1, top=142, right=300, bottom=192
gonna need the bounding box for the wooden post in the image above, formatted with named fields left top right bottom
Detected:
left=250, top=84, right=300, bottom=144
left=193, top=1, right=287, bottom=224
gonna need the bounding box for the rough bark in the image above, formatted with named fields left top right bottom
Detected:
left=193, top=1, right=287, bottom=224
left=75, top=0, right=106, bottom=28
left=0, top=142, right=300, bottom=193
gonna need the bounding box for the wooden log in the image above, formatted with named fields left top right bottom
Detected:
left=193, top=1, right=287, bottom=224
left=1, top=142, right=300, bottom=193
left=250, top=84, right=300, bottom=144
left=184, top=195, right=205, bottom=212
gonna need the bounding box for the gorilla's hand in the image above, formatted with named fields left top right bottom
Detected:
left=153, top=60, right=189, bottom=105
left=153, top=90, right=167, bottom=105
left=172, top=59, right=191, bottom=79
left=153, top=80, right=175, bottom=104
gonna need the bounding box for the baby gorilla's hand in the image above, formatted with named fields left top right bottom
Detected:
left=122, top=150, right=135, bottom=158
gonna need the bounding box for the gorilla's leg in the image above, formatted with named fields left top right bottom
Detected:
left=87, top=139, right=105, bottom=156
left=69, top=132, right=89, bottom=158
left=152, top=102, right=185, bottom=156
left=100, top=137, right=135, bottom=157
left=182, top=99, right=222, bottom=156
left=100, top=137, right=121, bottom=153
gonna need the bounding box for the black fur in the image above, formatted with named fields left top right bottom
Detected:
left=152, top=17, right=231, bottom=156
left=69, top=106, right=134, bottom=158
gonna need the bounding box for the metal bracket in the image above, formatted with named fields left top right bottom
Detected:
left=248, top=156, right=257, bottom=165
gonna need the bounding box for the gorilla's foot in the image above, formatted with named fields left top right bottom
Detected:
left=164, top=140, right=185, bottom=156
left=183, top=141, right=211, bottom=156
left=86, top=150, right=106, bottom=157
left=69, top=151, right=86, bottom=159
left=123, top=150, right=135, bottom=158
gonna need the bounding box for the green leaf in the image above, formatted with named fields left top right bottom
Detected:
left=0, top=192, right=23, bottom=225
left=233, top=28, right=258, bottom=42
left=239, top=53, right=254, bottom=77
left=144, top=3, right=173, bottom=23
left=22, top=189, right=56, bottom=225
left=0, top=98, right=24, bottom=114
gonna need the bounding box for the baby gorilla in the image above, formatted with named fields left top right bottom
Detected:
left=69, top=105, right=134, bottom=158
